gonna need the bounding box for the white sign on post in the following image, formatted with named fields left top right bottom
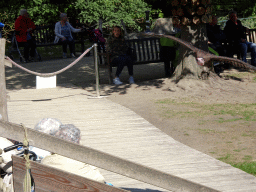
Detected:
left=36, top=75, right=56, bottom=89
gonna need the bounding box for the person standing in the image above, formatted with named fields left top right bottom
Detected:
left=15, top=9, right=36, bottom=62
left=224, top=10, right=256, bottom=66
left=54, top=13, right=83, bottom=58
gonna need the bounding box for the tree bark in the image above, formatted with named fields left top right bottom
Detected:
left=174, top=23, right=208, bottom=80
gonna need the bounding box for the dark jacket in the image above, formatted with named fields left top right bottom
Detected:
left=106, top=34, right=128, bottom=61
left=206, top=24, right=226, bottom=44
left=224, top=19, right=247, bottom=44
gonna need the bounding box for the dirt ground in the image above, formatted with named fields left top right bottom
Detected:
left=84, top=68, right=256, bottom=165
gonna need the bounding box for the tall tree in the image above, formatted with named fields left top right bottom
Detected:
left=170, top=0, right=212, bottom=79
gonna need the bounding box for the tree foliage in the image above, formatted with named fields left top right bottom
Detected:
left=0, top=0, right=151, bottom=32
left=75, top=0, right=150, bottom=31
left=145, top=0, right=256, bottom=18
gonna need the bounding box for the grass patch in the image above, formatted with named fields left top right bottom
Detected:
left=243, top=155, right=253, bottom=161
left=231, top=162, right=256, bottom=176
left=156, top=99, right=256, bottom=122
left=218, top=154, right=256, bottom=176
left=218, top=154, right=232, bottom=162
left=241, top=131, right=256, bottom=137
left=233, top=148, right=246, bottom=152
left=198, top=129, right=216, bottom=134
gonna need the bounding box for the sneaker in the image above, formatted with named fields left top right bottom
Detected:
left=63, top=52, right=67, bottom=59
left=129, top=76, right=135, bottom=84
left=71, top=53, right=76, bottom=58
left=113, top=77, right=123, bottom=85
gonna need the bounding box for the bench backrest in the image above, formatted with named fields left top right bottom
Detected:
left=34, top=25, right=55, bottom=45
left=248, top=29, right=256, bottom=43
left=33, top=25, right=83, bottom=45
left=126, top=37, right=161, bottom=64
left=98, top=37, right=161, bottom=66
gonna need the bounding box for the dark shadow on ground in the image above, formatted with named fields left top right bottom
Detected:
left=5, top=56, right=168, bottom=94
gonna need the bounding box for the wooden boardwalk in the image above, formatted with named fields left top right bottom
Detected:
left=7, top=86, right=256, bottom=192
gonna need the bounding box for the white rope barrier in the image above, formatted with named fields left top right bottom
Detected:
left=5, top=45, right=94, bottom=77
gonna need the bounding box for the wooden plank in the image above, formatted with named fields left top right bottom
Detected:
left=0, top=121, right=219, bottom=192
left=12, top=155, right=128, bottom=192
left=0, top=38, right=8, bottom=121
left=145, top=39, right=150, bottom=60
left=149, top=39, right=155, bottom=60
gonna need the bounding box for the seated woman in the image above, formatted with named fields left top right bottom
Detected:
left=106, top=26, right=134, bottom=85
left=54, top=13, right=83, bottom=58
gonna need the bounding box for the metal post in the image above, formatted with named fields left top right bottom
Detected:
left=145, top=10, right=150, bottom=32
left=0, top=38, right=8, bottom=121
left=93, top=43, right=100, bottom=97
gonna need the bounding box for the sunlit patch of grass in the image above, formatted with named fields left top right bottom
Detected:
left=233, top=148, right=246, bottom=152
left=243, top=155, right=253, bottom=161
left=231, top=162, right=256, bottom=176
left=156, top=99, right=256, bottom=122
left=218, top=153, right=233, bottom=162
left=198, top=129, right=216, bottom=134
left=242, top=131, right=256, bottom=137
left=218, top=154, right=256, bottom=176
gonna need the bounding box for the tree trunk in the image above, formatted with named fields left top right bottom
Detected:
left=174, top=23, right=208, bottom=79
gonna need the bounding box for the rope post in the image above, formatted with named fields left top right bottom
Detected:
left=93, top=43, right=100, bottom=97
left=0, top=38, right=8, bottom=121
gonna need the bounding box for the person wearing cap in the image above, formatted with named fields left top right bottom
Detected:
left=54, top=13, right=83, bottom=58
left=15, top=9, right=36, bottom=62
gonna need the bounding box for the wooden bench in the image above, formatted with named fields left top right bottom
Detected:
left=8, top=24, right=86, bottom=61
left=98, top=36, right=163, bottom=84
left=34, top=24, right=85, bottom=52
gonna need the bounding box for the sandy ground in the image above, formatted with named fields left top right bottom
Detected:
left=86, top=68, right=256, bottom=165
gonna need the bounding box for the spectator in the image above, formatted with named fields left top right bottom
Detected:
left=15, top=9, right=36, bottom=62
left=206, top=15, right=227, bottom=57
left=159, top=24, right=181, bottom=77
left=106, top=26, right=135, bottom=85
left=54, top=13, right=83, bottom=59
left=224, top=10, right=256, bottom=66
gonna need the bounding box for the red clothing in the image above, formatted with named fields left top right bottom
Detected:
left=15, top=15, right=36, bottom=42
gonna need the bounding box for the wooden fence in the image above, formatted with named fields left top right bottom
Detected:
left=0, top=38, right=220, bottom=191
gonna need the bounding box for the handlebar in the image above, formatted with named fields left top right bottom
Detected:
left=3, top=143, right=23, bottom=153
left=2, top=143, right=38, bottom=161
